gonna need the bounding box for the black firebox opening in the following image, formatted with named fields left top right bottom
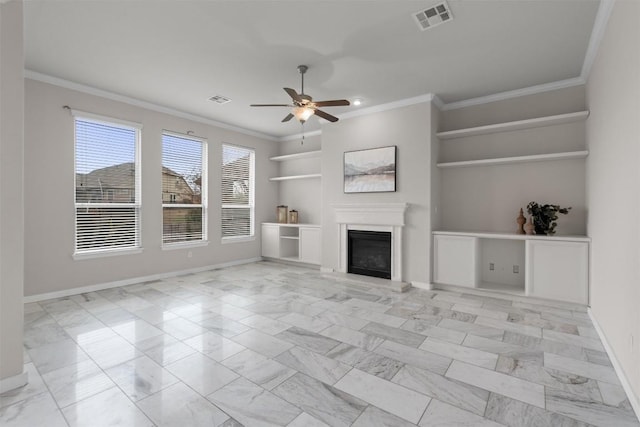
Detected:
left=348, top=230, right=392, bottom=279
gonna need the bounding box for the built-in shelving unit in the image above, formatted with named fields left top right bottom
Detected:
left=270, top=150, right=321, bottom=162
left=262, top=223, right=321, bottom=265
left=437, top=150, right=589, bottom=168
left=436, top=111, right=589, bottom=140
left=269, top=173, right=321, bottom=181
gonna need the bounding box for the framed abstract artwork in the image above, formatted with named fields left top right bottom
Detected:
left=344, top=146, right=396, bottom=193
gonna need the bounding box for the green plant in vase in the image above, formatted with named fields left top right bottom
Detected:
left=526, top=202, right=571, bottom=235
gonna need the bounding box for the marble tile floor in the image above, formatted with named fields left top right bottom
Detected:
left=2, top=261, right=639, bottom=427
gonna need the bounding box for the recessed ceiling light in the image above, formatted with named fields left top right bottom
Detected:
left=209, top=95, right=231, bottom=104
left=353, top=99, right=362, bottom=106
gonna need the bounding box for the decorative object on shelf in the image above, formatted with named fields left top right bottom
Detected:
left=526, top=202, right=571, bottom=235
left=277, top=205, right=288, bottom=223
left=516, top=208, right=526, bottom=234
left=344, top=146, right=396, bottom=193
left=288, top=210, right=298, bottom=224
left=525, top=217, right=536, bottom=235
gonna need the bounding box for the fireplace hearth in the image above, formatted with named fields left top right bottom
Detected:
left=348, top=230, right=392, bottom=279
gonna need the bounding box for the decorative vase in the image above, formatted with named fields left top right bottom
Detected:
left=288, top=210, right=298, bottom=224
left=525, top=217, right=536, bottom=235
left=277, top=205, right=288, bottom=223
left=516, top=208, right=526, bottom=234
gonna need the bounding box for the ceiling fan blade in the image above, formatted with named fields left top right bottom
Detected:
left=314, top=109, right=339, bottom=123
left=281, top=113, right=294, bottom=122
left=250, top=104, right=291, bottom=107
left=313, top=99, right=351, bottom=107
left=284, top=88, right=302, bottom=103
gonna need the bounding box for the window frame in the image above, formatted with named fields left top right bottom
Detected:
left=161, top=131, right=208, bottom=248
left=221, top=143, right=255, bottom=243
left=72, top=110, right=143, bottom=259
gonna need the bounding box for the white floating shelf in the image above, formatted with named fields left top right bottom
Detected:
left=269, top=174, right=322, bottom=181
left=269, top=150, right=322, bottom=161
left=437, top=151, right=589, bottom=169
left=436, top=111, right=589, bottom=140
left=280, top=236, right=300, bottom=240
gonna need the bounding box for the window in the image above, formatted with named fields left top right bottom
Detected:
left=74, top=113, right=141, bottom=254
left=222, top=144, right=255, bottom=240
left=162, top=132, right=207, bottom=245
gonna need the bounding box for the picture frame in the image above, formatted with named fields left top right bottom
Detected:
left=344, top=146, right=397, bottom=193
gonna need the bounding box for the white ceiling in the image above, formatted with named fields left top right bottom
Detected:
left=24, top=0, right=600, bottom=139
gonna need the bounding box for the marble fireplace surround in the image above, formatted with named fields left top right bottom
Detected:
left=332, top=203, right=408, bottom=283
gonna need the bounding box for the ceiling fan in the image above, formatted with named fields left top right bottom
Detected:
left=250, top=65, right=350, bottom=124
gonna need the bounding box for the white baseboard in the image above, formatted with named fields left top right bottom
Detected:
left=588, top=308, right=640, bottom=422
left=0, top=371, right=28, bottom=394
left=411, top=281, right=434, bottom=291
left=24, top=257, right=262, bottom=303
left=320, top=267, right=335, bottom=273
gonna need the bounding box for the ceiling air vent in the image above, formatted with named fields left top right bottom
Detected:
left=413, top=1, right=453, bottom=31
left=209, top=95, right=231, bottom=104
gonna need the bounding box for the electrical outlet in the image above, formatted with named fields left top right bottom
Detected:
left=489, top=263, right=494, bottom=271
left=513, top=265, right=519, bottom=274
left=187, top=251, right=193, bottom=258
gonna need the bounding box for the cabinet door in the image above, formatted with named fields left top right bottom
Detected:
left=433, top=235, right=479, bottom=288
left=261, top=225, right=280, bottom=258
left=525, top=240, right=588, bottom=304
left=299, top=227, right=321, bottom=265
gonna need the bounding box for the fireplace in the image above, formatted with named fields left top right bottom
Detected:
left=348, top=230, right=392, bottom=279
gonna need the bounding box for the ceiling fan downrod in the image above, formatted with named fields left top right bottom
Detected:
left=298, top=65, right=308, bottom=95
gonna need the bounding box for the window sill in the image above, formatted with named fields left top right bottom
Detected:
left=73, top=247, right=143, bottom=260
left=162, top=241, right=210, bottom=251
left=221, top=236, right=255, bottom=245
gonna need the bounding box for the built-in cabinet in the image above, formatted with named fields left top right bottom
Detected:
left=434, top=108, right=590, bottom=305
left=433, top=232, right=589, bottom=305
left=261, top=223, right=321, bottom=265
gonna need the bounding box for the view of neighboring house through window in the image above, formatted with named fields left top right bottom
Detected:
left=74, top=114, right=141, bottom=254
left=222, top=144, right=255, bottom=240
left=162, top=132, right=207, bottom=244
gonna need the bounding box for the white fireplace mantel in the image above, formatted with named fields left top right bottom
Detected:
left=332, top=203, right=408, bottom=282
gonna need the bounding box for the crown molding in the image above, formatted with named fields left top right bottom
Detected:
left=439, top=77, right=586, bottom=111
left=24, top=70, right=279, bottom=142
left=338, top=93, right=434, bottom=122
left=580, top=0, right=615, bottom=80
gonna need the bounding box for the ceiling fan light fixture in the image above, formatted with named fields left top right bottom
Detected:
left=293, top=106, right=314, bottom=123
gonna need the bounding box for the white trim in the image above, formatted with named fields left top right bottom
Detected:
left=25, top=70, right=278, bottom=142
left=431, top=95, right=445, bottom=111
left=0, top=371, right=28, bottom=394
left=320, top=267, right=335, bottom=273
left=440, top=77, right=585, bottom=111
left=71, top=109, right=143, bottom=130
left=411, top=281, right=434, bottom=291
left=581, top=0, right=615, bottom=80
left=24, top=257, right=262, bottom=303
left=221, top=236, right=256, bottom=244
left=338, top=93, right=434, bottom=121
left=162, top=241, right=210, bottom=251
left=73, top=247, right=143, bottom=260
left=588, top=308, right=640, bottom=422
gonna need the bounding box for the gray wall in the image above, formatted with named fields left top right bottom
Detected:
left=321, top=102, right=433, bottom=285
left=24, top=79, right=279, bottom=297
left=586, top=0, right=640, bottom=407
left=0, top=0, right=25, bottom=384
left=438, top=86, right=587, bottom=235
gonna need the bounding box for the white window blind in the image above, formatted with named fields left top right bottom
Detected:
left=162, top=132, right=207, bottom=244
left=74, top=115, right=141, bottom=254
left=222, top=144, right=254, bottom=239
